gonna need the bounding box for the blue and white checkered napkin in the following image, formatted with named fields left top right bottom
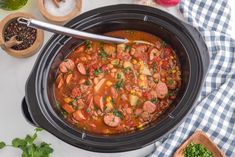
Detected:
left=151, top=0, right=235, bottom=156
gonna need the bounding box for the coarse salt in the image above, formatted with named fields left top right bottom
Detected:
left=44, top=0, right=76, bottom=17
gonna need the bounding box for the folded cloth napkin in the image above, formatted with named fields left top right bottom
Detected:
left=150, top=0, right=235, bottom=156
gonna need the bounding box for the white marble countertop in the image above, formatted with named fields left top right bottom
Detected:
left=0, top=0, right=234, bottom=157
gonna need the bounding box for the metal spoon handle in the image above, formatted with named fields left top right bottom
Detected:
left=17, top=17, right=128, bottom=44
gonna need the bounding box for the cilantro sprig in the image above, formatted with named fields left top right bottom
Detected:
left=0, top=128, right=53, bottom=157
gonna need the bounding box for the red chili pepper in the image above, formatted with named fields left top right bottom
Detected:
left=155, top=0, right=180, bottom=7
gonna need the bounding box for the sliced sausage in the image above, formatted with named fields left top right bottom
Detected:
left=156, top=82, right=168, bottom=99
left=59, top=59, right=75, bottom=73
left=66, top=74, right=73, bottom=84
left=73, top=110, right=86, bottom=121
left=77, top=63, right=86, bottom=75
left=103, top=113, right=121, bottom=127
left=143, top=101, right=156, bottom=114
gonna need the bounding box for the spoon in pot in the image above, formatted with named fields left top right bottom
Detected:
left=17, top=17, right=155, bottom=46
left=17, top=17, right=129, bottom=44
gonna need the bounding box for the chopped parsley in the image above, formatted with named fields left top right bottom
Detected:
left=110, top=98, right=115, bottom=104
left=56, top=101, right=61, bottom=110
left=123, top=67, right=131, bottom=74
left=184, top=143, right=213, bottom=157
left=150, top=98, right=159, bottom=103
left=117, top=73, right=122, bottom=79
left=71, top=96, right=81, bottom=105
left=113, top=109, right=123, bottom=118
left=85, top=40, right=91, bottom=49
left=125, top=45, right=131, bottom=52
left=167, top=79, right=174, bottom=85
left=114, top=79, right=124, bottom=90
left=94, top=105, right=99, bottom=111
left=93, top=68, right=103, bottom=77
left=98, top=47, right=108, bottom=60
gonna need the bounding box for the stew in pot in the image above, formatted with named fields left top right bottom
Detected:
left=54, top=30, right=181, bottom=134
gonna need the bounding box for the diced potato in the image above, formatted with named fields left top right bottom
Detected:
left=123, top=61, right=133, bottom=69
left=64, top=97, right=73, bottom=103
left=111, top=59, right=120, bottom=65
left=139, top=74, right=145, bottom=81
left=129, top=94, right=139, bottom=106
left=140, top=64, right=151, bottom=76
left=132, top=59, right=137, bottom=65
left=106, top=81, right=113, bottom=86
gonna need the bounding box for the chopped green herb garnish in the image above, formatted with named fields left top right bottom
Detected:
left=86, top=108, right=91, bottom=113
left=62, top=111, right=68, bottom=118
left=123, top=67, right=131, bottom=74
left=64, top=59, right=68, bottom=62
left=125, top=45, right=131, bottom=52
left=93, top=68, right=103, bottom=77
left=150, top=98, right=159, bottom=103
left=56, top=101, right=61, bottom=110
left=113, top=109, right=123, bottom=118
left=167, top=79, right=174, bottom=85
left=84, top=80, right=91, bottom=85
left=98, top=48, right=108, bottom=60
left=114, top=79, right=124, bottom=90
left=67, top=70, right=73, bottom=74
left=117, top=73, right=122, bottom=79
left=111, top=98, right=115, bottom=104
left=85, top=40, right=91, bottom=49
left=94, top=105, right=99, bottom=111
left=71, top=96, right=81, bottom=105
left=152, top=62, right=157, bottom=69
left=184, top=143, right=213, bottom=157
left=136, top=100, right=141, bottom=106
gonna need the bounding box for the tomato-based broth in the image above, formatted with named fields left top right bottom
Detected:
left=54, top=30, right=181, bottom=135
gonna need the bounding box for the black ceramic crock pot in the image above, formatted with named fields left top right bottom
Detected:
left=22, top=4, right=210, bottom=152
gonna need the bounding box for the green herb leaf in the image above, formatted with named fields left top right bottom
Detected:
left=85, top=40, right=91, bottom=49
left=35, top=128, right=43, bottom=132
left=123, top=67, right=131, bottom=74
left=125, top=45, right=131, bottom=52
left=98, top=48, right=108, bottom=60
left=0, top=141, right=6, bottom=149
left=184, top=142, right=213, bottom=157
left=117, top=73, right=122, bottom=79
left=93, top=68, right=103, bottom=77
left=167, top=79, right=174, bottom=85
left=114, top=79, right=124, bottom=90
left=12, top=138, right=27, bottom=148
left=110, top=98, right=115, bottom=104
left=150, top=98, right=159, bottom=103
left=113, top=109, right=123, bottom=118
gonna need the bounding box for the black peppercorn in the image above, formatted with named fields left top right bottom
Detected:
left=4, top=18, right=37, bottom=50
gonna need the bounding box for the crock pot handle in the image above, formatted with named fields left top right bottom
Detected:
left=184, top=23, right=210, bottom=77
left=21, top=97, right=40, bottom=127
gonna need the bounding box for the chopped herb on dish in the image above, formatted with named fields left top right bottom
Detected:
left=184, top=143, right=213, bottom=157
